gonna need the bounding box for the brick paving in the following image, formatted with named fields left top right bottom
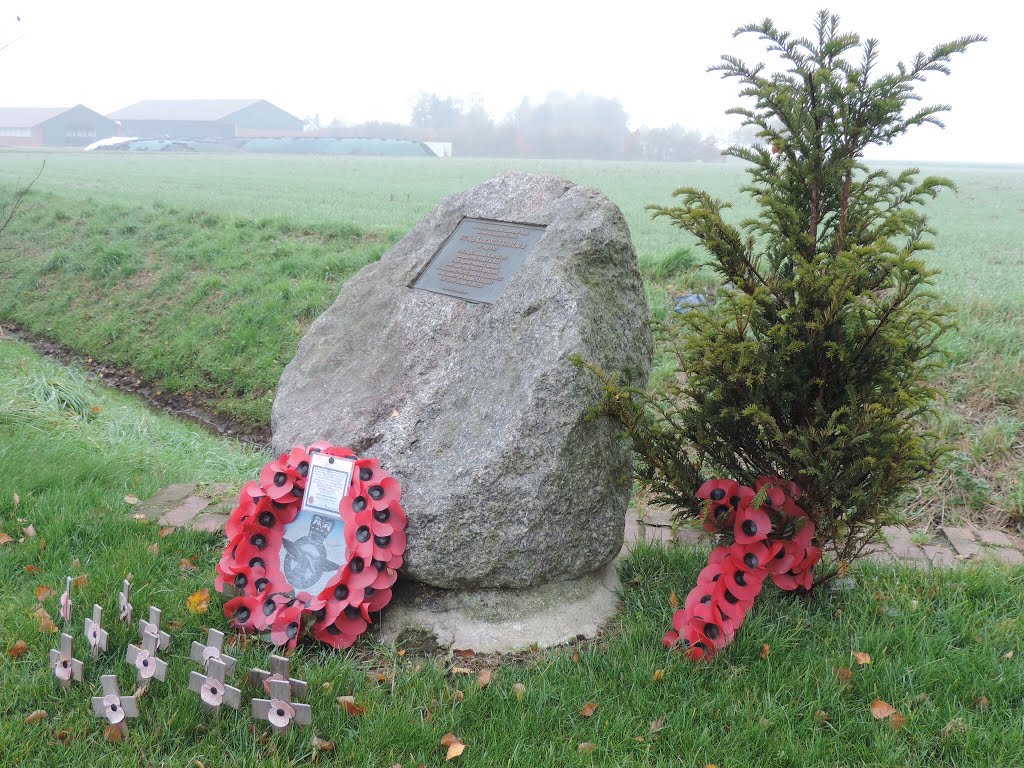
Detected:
left=133, top=483, right=1024, bottom=569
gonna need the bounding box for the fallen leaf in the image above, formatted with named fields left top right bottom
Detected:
left=974, top=695, right=989, bottom=711
left=312, top=736, right=335, bottom=752
left=186, top=588, right=210, bottom=614
left=35, top=585, right=55, bottom=602
left=853, top=652, right=871, bottom=666
left=179, top=558, right=197, bottom=572
left=321, top=681, right=333, bottom=691
left=12, top=493, right=19, bottom=506
left=71, top=558, right=82, bottom=570
left=166, top=620, right=184, bottom=631
left=451, top=689, right=465, bottom=703
left=38, top=537, right=45, bottom=552
left=147, top=543, right=159, bottom=556
left=25, top=710, right=47, bottom=724
left=396, top=649, right=406, bottom=657
left=440, top=733, right=462, bottom=748
left=649, top=717, right=666, bottom=736
left=336, top=695, right=366, bottom=716
left=52, top=730, right=71, bottom=746
left=24, top=565, right=40, bottom=574
left=870, top=700, right=897, bottom=720
left=450, top=666, right=472, bottom=676
left=652, top=668, right=665, bottom=682
left=814, top=710, right=830, bottom=724
left=477, top=668, right=492, bottom=689
left=158, top=526, right=176, bottom=538
left=834, top=667, right=853, bottom=685
left=572, top=647, right=580, bottom=664
left=72, top=574, right=88, bottom=588
left=23, top=524, right=36, bottom=538
left=453, top=648, right=475, bottom=657
left=578, top=742, right=597, bottom=754
left=446, top=743, right=465, bottom=761
left=513, top=682, right=526, bottom=701
left=1003, top=650, right=1014, bottom=659
left=939, top=718, right=966, bottom=738
left=34, top=607, right=58, bottom=634
left=579, top=702, right=598, bottom=718
left=760, top=643, right=771, bottom=659
left=890, top=713, right=908, bottom=730
left=124, top=495, right=140, bottom=506
left=91, top=406, right=101, bottom=414
left=103, top=725, right=123, bottom=743
left=0, top=532, right=13, bottom=546
left=8, top=640, right=29, bottom=658
left=669, top=591, right=679, bottom=610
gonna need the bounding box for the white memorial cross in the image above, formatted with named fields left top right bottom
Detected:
left=126, top=628, right=168, bottom=688
left=84, top=604, right=109, bottom=658
left=252, top=677, right=312, bottom=733
left=190, top=628, right=237, bottom=676
left=138, top=606, right=171, bottom=651
left=49, top=632, right=84, bottom=688
left=249, top=654, right=308, bottom=699
left=91, top=674, right=139, bottom=739
left=117, top=579, right=133, bottom=624
left=189, top=656, right=241, bottom=714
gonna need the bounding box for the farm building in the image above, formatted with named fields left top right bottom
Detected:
left=0, top=105, right=117, bottom=147
left=108, top=99, right=304, bottom=139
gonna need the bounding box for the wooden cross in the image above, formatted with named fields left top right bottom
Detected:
left=84, top=604, right=108, bottom=658
left=59, top=576, right=72, bottom=625
left=252, top=677, right=312, bottom=733
left=138, top=606, right=171, bottom=651
left=249, top=654, right=308, bottom=699
left=126, top=628, right=168, bottom=688
left=118, top=579, right=133, bottom=624
left=190, top=628, right=237, bottom=676
left=48, top=632, right=83, bottom=688
left=189, top=657, right=241, bottom=714
left=91, top=674, right=139, bottom=739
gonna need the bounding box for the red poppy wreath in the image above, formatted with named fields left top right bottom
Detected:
left=663, top=476, right=820, bottom=661
left=214, top=441, right=407, bottom=650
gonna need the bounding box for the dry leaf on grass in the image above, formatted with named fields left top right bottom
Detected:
left=72, top=574, right=88, bottom=588
left=24, top=565, right=40, bottom=574
left=477, top=668, right=492, bottom=689
left=147, top=543, right=159, bottom=556
left=652, top=668, right=665, bottom=682
left=669, top=591, right=679, bottom=610
left=0, top=532, right=13, bottom=546
left=440, top=733, right=462, bottom=748
left=853, top=652, right=871, bottom=666
left=12, top=493, right=19, bottom=506
left=890, top=713, right=908, bottom=730
left=814, top=710, right=830, bottom=724
left=578, top=742, right=597, bottom=754
left=760, top=644, right=771, bottom=659
left=450, top=666, right=472, bottom=676
left=870, top=700, right=897, bottom=720
left=939, top=718, right=966, bottom=738
left=336, top=696, right=366, bottom=716
left=513, top=682, right=526, bottom=701
left=446, top=743, right=466, bottom=761
left=974, top=695, right=989, bottom=711
left=158, top=527, right=176, bottom=538
left=23, top=524, right=36, bottom=538
left=124, top=495, right=140, bottom=506
left=34, top=607, right=58, bottom=634
left=35, top=585, right=55, bottom=602
left=649, top=717, right=666, bottom=737
left=186, top=589, right=210, bottom=614
left=450, top=689, right=465, bottom=703
left=311, top=736, right=335, bottom=752
left=103, top=725, right=123, bottom=743
left=579, top=702, right=598, bottom=718
left=8, top=640, right=29, bottom=658
left=833, top=667, right=853, bottom=685
left=25, top=710, right=47, bottom=724
left=453, top=648, right=475, bottom=657
left=1002, top=650, right=1014, bottom=659
left=52, top=730, right=72, bottom=746
left=179, top=559, right=197, bottom=572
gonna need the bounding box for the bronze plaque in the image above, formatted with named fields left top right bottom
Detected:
left=413, top=217, right=547, bottom=304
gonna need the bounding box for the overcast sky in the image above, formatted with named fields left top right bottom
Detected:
left=3, top=0, right=1019, bottom=163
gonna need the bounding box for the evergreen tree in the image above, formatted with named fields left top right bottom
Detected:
left=591, top=11, right=984, bottom=579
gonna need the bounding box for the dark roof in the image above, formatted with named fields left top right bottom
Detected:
left=0, top=106, right=73, bottom=128
left=108, top=99, right=272, bottom=121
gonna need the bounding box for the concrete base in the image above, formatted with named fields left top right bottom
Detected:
left=373, top=563, right=621, bottom=654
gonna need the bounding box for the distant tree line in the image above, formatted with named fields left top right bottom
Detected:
left=315, top=93, right=723, bottom=162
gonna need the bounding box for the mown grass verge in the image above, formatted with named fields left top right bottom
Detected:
left=0, top=191, right=393, bottom=429
left=1, top=341, right=1022, bottom=767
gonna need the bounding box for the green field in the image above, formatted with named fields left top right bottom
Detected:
left=1, top=150, right=1022, bottom=528
left=1, top=341, right=1021, bottom=767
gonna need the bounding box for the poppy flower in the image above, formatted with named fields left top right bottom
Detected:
left=688, top=600, right=733, bottom=649
left=732, top=539, right=781, bottom=573
left=696, top=560, right=725, bottom=591
left=677, top=619, right=717, bottom=661
left=366, top=476, right=401, bottom=511
left=284, top=445, right=312, bottom=480
left=734, top=503, right=773, bottom=544
left=697, top=478, right=739, bottom=502
left=373, top=527, right=407, bottom=565
left=118, top=590, right=132, bottom=621
left=133, top=649, right=157, bottom=680
left=344, top=505, right=376, bottom=560
left=334, top=604, right=370, bottom=639
left=269, top=601, right=305, bottom=650
left=756, top=475, right=802, bottom=501
left=684, top=583, right=716, bottom=614
left=712, top=579, right=754, bottom=628
left=343, top=557, right=378, bottom=591
left=267, top=698, right=296, bottom=728
left=354, top=457, right=382, bottom=486
left=224, top=595, right=262, bottom=632
left=101, top=693, right=126, bottom=724
left=720, top=554, right=766, bottom=602
left=369, top=501, right=406, bottom=538
left=370, top=563, right=398, bottom=590
left=662, top=629, right=681, bottom=648
left=259, top=460, right=298, bottom=501
left=764, top=538, right=802, bottom=575
left=364, top=586, right=392, bottom=612
left=201, top=678, right=225, bottom=706
left=311, top=616, right=360, bottom=649
left=54, top=654, right=74, bottom=681
left=231, top=528, right=284, bottom=574
left=323, top=444, right=356, bottom=459
left=86, top=619, right=102, bottom=651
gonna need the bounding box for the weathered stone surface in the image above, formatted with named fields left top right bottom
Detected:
left=273, top=172, right=652, bottom=590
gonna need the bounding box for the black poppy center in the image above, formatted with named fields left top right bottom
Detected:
left=142, top=658, right=149, bottom=667
left=251, top=534, right=267, bottom=549
left=694, top=642, right=709, bottom=653
left=359, top=467, right=373, bottom=481
left=735, top=571, right=747, bottom=587
left=291, top=486, right=304, bottom=498
left=364, top=587, right=376, bottom=598
left=775, top=547, right=787, bottom=559
left=258, top=511, right=275, bottom=527
left=723, top=590, right=739, bottom=605
left=334, top=585, right=349, bottom=601
left=263, top=599, right=277, bottom=616
left=699, top=594, right=711, bottom=604
left=705, top=623, right=720, bottom=640
left=714, top=504, right=730, bottom=518
left=276, top=708, right=285, bottom=717
left=111, top=704, right=119, bottom=712
left=742, top=520, right=758, bottom=536
left=326, top=624, right=342, bottom=635
left=353, top=496, right=367, bottom=512
left=350, top=558, right=364, bottom=573
left=312, top=608, right=326, bottom=621
left=710, top=488, right=726, bottom=501
left=711, top=573, right=720, bottom=582
left=374, top=535, right=391, bottom=547
left=286, top=622, right=299, bottom=639
left=234, top=574, right=247, bottom=589
left=211, top=685, right=219, bottom=695
left=356, top=526, right=371, bottom=542
left=236, top=606, right=250, bottom=622
left=372, top=559, right=386, bottom=571
left=273, top=472, right=287, bottom=487
left=255, top=577, right=270, bottom=593
left=744, top=553, right=759, bottom=569
left=729, top=496, right=741, bottom=507
left=249, top=557, right=265, bottom=569
left=344, top=605, right=360, bottom=618
left=297, top=461, right=309, bottom=478
left=374, top=509, right=390, bottom=523
left=368, top=485, right=384, bottom=500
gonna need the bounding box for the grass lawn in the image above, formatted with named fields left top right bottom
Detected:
left=2, top=342, right=1023, bottom=767
left=0, top=152, right=1022, bottom=525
